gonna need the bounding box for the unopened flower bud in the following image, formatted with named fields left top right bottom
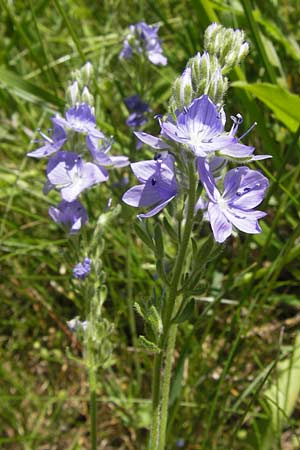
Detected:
left=81, top=61, right=94, bottom=85
left=208, top=68, right=228, bottom=107
left=66, top=81, right=80, bottom=106
left=81, top=86, right=94, bottom=106
left=173, top=67, right=193, bottom=109
left=204, top=23, right=222, bottom=54
left=204, top=24, right=249, bottom=74
left=188, top=52, right=210, bottom=95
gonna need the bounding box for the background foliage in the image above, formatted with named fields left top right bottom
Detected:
left=1, top=0, right=300, bottom=448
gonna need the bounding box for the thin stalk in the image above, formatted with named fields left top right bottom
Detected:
left=88, top=350, right=97, bottom=450
left=149, top=156, right=197, bottom=450
left=126, top=228, right=142, bottom=390
left=158, top=321, right=178, bottom=450
left=52, top=0, right=86, bottom=63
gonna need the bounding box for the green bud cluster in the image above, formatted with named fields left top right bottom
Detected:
left=204, top=23, right=249, bottom=74
left=66, top=61, right=95, bottom=107
left=169, top=23, right=249, bottom=114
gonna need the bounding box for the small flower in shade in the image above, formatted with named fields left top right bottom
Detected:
left=54, top=103, right=104, bottom=139
left=73, top=257, right=91, bottom=280
left=160, top=95, right=270, bottom=161
left=122, top=153, right=177, bottom=218
left=124, top=95, right=150, bottom=128
left=67, top=317, right=88, bottom=332
left=49, top=200, right=88, bottom=234
left=120, top=22, right=167, bottom=66
left=46, top=151, right=108, bottom=201
left=86, top=135, right=129, bottom=168
left=27, top=121, right=67, bottom=158
left=198, top=159, right=269, bottom=243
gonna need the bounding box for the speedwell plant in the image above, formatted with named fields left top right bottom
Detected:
left=28, top=23, right=270, bottom=450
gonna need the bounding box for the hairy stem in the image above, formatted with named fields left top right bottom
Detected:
left=88, top=350, right=97, bottom=450
left=150, top=156, right=197, bottom=450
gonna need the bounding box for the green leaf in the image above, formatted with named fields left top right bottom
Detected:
left=232, top=81, right=300, bottom=132
left=133, top=222, right=154, bottom=251
left=0, top=67, right=64, bottom=111
left=154, top=223, right=164, bottom=259
left=249, top=333, right=300, bottom=450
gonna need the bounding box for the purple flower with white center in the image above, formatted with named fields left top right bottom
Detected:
left=122, top=153, right=178, bottom=218
left=73, top=257, right=91, bottom=280
left=46, top=151, right=108, bottom=202
left=49, top=199, right=88, bottom=234
left=198, top=158, right=269, bottom=243
left=54, top=103, right=104, bottom=139
left=120, top=22, right=167, bottom=66
left=124, top=95, right=150, bottom=128
left=86, top=135, right=129, bottom=168
left=159, top=95, right=270, bottom=161
left=27, top=121, right=67, bottom=158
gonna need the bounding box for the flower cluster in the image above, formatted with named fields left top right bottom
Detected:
left=120, top=21, right=167, bottom=66
left=122, top=95, right=270, bottom=243
left=28, top=103, right=128, bottom=233
left=73, top=257, right=92, bottom=280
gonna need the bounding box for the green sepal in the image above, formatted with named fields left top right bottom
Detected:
left=138, top=336, right=161, bottom=354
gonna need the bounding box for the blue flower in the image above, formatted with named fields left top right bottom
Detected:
left=46, top=151, right=108, bottom=202
left=73, top=257, right=91, bottom=279
left=86, top=135, right=129, bottom=168
left=49, top=200, right=88, bottom=234
left=27, top=121, right=67, bottom=158
left=122, top=153, right=178, bottom=218
left=198, top=158, right=269, bottom=242
left=135, top=95, right=270, bottom=163
left=120, top=22, right=167, bottom=66
left=54, top=103, right=104, bottom=139
left=124, top=95, right=150, bottom=129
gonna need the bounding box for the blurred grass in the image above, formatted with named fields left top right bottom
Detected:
left=1, top=0, right=300, bottom=448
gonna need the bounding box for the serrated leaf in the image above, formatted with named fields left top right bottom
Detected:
left=138, top=336, right=161, bottom=354
left=232, top=81, right=300, bottom=132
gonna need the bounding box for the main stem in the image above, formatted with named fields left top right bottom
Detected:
left=150, top=157, right=197, bottom=450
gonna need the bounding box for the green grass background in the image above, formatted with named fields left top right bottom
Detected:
left=1, top=0, right=300, bottom=448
